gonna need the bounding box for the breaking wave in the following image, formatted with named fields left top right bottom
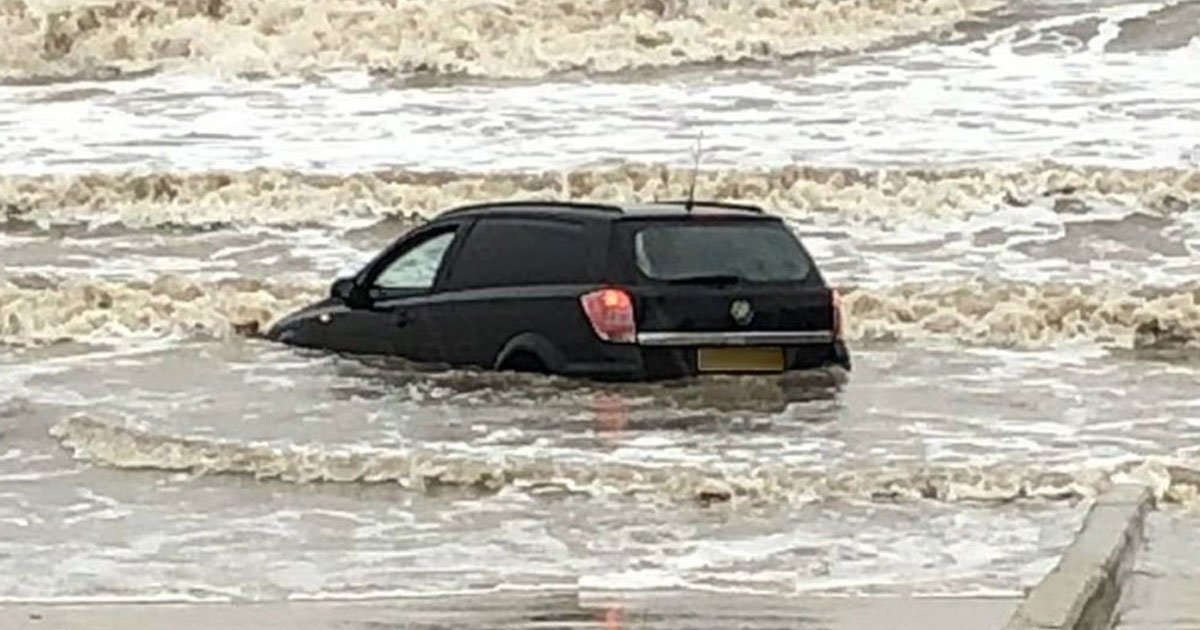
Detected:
left=0, top=0, right=998, bottom=83
left=842, top=281, right=1200, bottom=350
left=0, top=274, right=316, bottom=345
left=2, top=162, right=1197, bottom=228
left=2, top=274, right=1198, bottom=350
left=50, top=414, right=1200, bottom=506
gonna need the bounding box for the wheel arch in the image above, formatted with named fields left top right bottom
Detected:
left=493, top=333, right=567, bottom=373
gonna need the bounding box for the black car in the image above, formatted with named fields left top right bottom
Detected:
left=267, top=200, right=850, bottom=381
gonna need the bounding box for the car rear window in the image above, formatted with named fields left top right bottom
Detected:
left=633, top=222, right=813, bottom=283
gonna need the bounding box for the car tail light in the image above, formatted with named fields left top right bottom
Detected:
left=831, top=288, right=844, bottom=341
left=580, top=288, right=636, bottom=344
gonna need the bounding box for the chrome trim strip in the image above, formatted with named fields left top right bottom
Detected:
left=636, top=331, right=834, bottom=347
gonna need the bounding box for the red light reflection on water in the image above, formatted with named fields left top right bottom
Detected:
left=591, top=393, right=630, bottom=441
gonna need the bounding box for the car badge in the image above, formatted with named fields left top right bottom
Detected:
left=730, top=299, right=754, bottom=326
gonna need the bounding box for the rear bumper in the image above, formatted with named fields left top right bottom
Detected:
left=563, top=339, right=851, bottom=382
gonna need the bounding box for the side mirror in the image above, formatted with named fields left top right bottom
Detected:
left=330, top=277, right=357, bottom=303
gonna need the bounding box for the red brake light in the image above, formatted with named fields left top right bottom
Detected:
left=580, top=288, right=636, bottom=344
left=831, top=288, right=844, bottom=341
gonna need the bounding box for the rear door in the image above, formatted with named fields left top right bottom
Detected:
left=617, top=218, right=835, bottom=340
left=426, top=215, right=602, bottom=368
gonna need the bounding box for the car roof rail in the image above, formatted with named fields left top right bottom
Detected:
left=655, top=200, right=765, bottom=214
left=439, top=200, right=624, bottom=217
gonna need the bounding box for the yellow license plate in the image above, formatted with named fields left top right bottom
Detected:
left=696, top=347, right=785, bottom=373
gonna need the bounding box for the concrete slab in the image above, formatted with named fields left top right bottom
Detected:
left=1115, top=509, right=1200, bottom=630
left=1004, top=484, right=1152, bottom=630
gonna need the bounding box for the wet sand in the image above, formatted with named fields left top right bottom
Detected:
left=0, top=592, right=1017, bottom=630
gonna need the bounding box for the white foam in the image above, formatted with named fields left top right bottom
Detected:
left=45, top=414, right=1200, bottom=508
left=1, top=163, right=1195, bottom=229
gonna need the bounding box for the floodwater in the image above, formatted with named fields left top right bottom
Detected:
left=1, top=0, right=1198, bottom=610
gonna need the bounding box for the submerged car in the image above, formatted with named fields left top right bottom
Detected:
left=267, top=200, right=850, bottom=380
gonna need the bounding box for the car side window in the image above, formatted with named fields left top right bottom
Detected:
left=372, top=230, right=456, bottom=292
left=442, top=217, right=591, bottom=290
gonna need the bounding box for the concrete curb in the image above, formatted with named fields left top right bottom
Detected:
left=1003, top=484, right=1153, bottom=630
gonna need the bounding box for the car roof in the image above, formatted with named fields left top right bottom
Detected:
left=436, top=200, right=776, bottom=221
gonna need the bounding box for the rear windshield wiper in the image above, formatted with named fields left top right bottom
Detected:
left=661, top=274, right=743, bottom=286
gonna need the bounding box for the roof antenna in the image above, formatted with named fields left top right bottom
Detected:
left=685, top=131, right=704, bottom=213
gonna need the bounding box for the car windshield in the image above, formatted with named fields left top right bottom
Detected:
left=633, top=222, right=813, bottom=283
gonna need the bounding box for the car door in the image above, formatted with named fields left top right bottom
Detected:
left=333, top=225, right=460, bottom=362
left=427, top=215, right=600, bottom=368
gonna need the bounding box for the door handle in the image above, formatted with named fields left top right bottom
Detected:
left=393, top=310, right=412, bottom=327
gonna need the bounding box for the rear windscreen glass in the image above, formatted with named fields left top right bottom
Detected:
left=633, top=223, right=813, bottom=282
